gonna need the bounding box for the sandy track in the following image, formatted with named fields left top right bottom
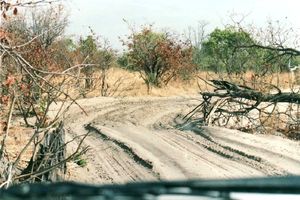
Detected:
left=62, top=96, right=300, bottom=184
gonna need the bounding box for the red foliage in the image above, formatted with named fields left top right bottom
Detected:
left=123, top=26, right=195, bottom=86
left=4, top=75, right=16, bottom=87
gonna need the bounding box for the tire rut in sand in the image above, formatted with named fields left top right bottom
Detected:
left=144, top=107, right=288, bottom=176
left=181, top=127, right=288, bottom=176
left=85, top=123, right=159, bottom=177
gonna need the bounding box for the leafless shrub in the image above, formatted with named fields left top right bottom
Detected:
left=0, top=1, right=90, bottom=187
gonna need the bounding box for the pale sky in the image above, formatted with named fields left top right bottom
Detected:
left=64, top=0, right=300, bottom=50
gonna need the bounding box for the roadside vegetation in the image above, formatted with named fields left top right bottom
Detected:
left=0, top=0, right=299, bottom=187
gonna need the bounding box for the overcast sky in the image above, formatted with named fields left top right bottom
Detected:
left=64, top=0, right=300, bottom=50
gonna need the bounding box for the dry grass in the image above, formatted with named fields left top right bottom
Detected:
left=50, top=68, right=298, bottom=98
left=59, top=67, right=202, bottom=98
left=2, top=124, right=34, bottom=168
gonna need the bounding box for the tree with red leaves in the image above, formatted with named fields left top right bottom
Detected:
left=121, top=26, right=195, bottom=91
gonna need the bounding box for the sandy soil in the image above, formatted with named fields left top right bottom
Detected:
left=60, top=95, right=300, bottom=184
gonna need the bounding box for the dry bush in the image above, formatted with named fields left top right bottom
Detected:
left=0, top=2, right=90, bottom=187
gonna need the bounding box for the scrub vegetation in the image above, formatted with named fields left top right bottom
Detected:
left=0, top=0, right=299, bottom=187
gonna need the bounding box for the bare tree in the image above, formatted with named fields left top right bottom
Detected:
left=0, top=1, right=90, bottom=187
left=185, top=20, right=208, bottom=50
left=3, top=4, right=68, bottom=49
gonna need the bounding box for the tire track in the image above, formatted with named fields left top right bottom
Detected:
left=62, top=96, right=300, bottom=183
left=151, top=114, right=287, bottom=176
left=142, top=102, right=288, bottom=176
left=85, top=123, right=154, bottom=171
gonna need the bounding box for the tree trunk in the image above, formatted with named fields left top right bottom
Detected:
left=20, top=122, right=66, bottom=182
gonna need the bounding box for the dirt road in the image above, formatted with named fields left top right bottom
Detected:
left=62, top=96, right=300, bottom=184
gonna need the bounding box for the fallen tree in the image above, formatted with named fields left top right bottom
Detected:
left=203, top=80, right=300, bottom=104
left=185, top=79, right=300, bottom=139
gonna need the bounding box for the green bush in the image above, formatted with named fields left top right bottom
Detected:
left=194, top=27, right=293, bottom=74
left=74, top=155, right=87, bottom=167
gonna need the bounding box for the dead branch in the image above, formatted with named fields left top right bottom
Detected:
left=202, top=80, right=300, bottom=104
left=187, top=79, right=299, bottom=137
left=0, top=94, right=16, bottom=159
left=239, top=44, right=300, bottom=57
left=14, top=124, right=90, bottom=182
